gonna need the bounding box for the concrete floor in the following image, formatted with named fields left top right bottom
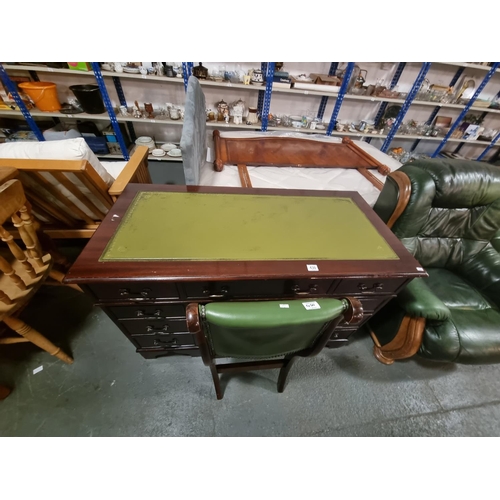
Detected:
left=2, top=281, right=500, bottom=437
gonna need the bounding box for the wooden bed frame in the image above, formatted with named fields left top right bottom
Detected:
left=213, top=130, right=391, bottom=190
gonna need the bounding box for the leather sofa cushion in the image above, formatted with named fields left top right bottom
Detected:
left=425, top=268, right=496, bottom=310
left=420, top=308, right=500, bottom=364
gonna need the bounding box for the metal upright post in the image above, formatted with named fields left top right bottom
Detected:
left=90, top=62, right=130, bottom=161
left=380, top=62, right=432, bottom=153
left=432, top=62, right=500, bottom=158
left=0, top=63, right=45, bottom=141
left=257, top=62, right=268, bottom=117
left=366, top=62, right=407, bottom=144
left=112, top=76, right=136, bottom=142
left=477, top=131, right=500, bottom=161
left=317, top=63, right=338, bottom=120
left=261, top=63, right=275, bottom=131
left=410, top=67, right=464, bottom=152
left=326, top=62, right=355, bottom=136
left=182, top=63, right=194, bottom=90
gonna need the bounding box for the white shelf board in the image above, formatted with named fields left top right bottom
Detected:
left=436, top=62, right=500, bottom=72
left=0, top=109, right=111, bottom=121
left=2, top=64, right=96, bottom=76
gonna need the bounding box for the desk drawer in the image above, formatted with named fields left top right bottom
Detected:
left=88, top=282, right=179, bottom=301
left=132, top=333, right=196, bottom=349
left=183, top=279, right=335, bottom=300
left=334, top=278, right=405, bottom=295
left=120, top=318, right=187, bottom=335
left=357, top=295, right=392, bottom=313
left=108, top=304, right=186, bottom=320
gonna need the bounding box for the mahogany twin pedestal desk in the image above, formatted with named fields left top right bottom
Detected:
left=65, top=184, right=426, bottom=359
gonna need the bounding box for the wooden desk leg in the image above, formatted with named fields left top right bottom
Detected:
left=0, top=385, right=11, bottom=400
left=2, top=316, right=74, bottom=364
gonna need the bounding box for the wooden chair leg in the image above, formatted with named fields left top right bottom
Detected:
left=0, top=385, right=11, bottom=400
left=2, top=316, right=73, bottom=364
left=209, top=361, right=223, bottom=400
left=277, top=357, right=297, bottom=393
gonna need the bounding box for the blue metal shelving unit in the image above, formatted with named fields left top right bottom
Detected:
left=112, top=76, right=137, bottom=143
left=317, top=63, right=338, bottom=120
left=261, top=62, right=275, bottom=132
left=477, top=131, right=500, bottom=161
left=0, top=63, right=45, bottom=141
left=326, top=62, right=355, bottom=136
left=380, top=62, right=432, bottom=153
left=366, top=62, right=407, bottom=144
left=182, top=63, right=194, bottom=90
left=90, top=63, right=130, bottom=161
left=410, top=67, right=464, bottom=152
left=432, top=62, right=500, bottom=158
left=257, top=62, right=267, bottom=117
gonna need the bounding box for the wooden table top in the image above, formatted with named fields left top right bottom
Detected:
left=65, top=184, right=427, bottom=283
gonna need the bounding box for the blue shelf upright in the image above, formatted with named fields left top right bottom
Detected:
left=366, top=62, right=407, bottom=144
left=380, top=62, right=432, bottom=153
left=261, top=62, right=275, bottom=132
left=112, top=76, right=137, bottom=143
left=90, top=62, right=130, bottom=161
left=317, top=63, right=338, bottom=120
left=257, top=62, right=268, bottom=118
left=0, top=63, right=45, bottom=141
left=432, top=62, right=500, bottom=158
left=182, top=63, right=194, bottom=90
left=410, top=67, right=465, bottom=152
left=326, top=62, right=355, bottom=136
left=477, top=131, right=500, bottom=161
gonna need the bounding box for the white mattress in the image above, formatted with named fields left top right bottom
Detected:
left=199, top=134, right=401, bottom=207
left=100, top=161, right=128, bottom=180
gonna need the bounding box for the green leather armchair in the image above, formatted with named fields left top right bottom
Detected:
left=369, top=159, right=500, bottom=364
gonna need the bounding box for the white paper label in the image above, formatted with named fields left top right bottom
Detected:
left=417, top=267, right=424, bottom=271
left=279, top=304, right=289, bottom=308
left=33, top=366, right=43, bottom=375
left=302, top=301, right=321, bottom=310
left=307, top=264, right=319, bottom=271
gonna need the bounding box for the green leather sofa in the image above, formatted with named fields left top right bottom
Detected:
left=369, top=158, right=500, bottom=364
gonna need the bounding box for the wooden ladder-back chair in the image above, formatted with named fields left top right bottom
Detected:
left=0, top=178, right=73, bottom=364
left=187, top=297, right=363, bottom=399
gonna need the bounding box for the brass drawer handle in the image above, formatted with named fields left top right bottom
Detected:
left=293, top=284, right=318, bottom=296
left=146, top=325, right=169, bottom=333
left=203, top=286, right=229, bottom=298
left=153, top=338, right=178, bottom=347
left=119, top=288, right=152, bottom=297
left=358, top=283, right=383, bottom=292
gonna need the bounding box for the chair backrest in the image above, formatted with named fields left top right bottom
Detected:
left=373, top=159, right=500, bottom=269
left=197, top=298, right=352, bottom=359
left=0, top=179, right=47, bottom=306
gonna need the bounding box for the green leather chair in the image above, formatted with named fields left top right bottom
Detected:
left=369, top=158, right=500, bottom=365
left=186, top=297, right=362, bottom=399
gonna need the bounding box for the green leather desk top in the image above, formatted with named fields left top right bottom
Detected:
left=100, top=191, right=398, bottom=262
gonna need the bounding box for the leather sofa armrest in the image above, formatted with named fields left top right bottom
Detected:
left=396, top=278, right=451, bottom=321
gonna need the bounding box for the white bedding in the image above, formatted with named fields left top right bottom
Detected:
left=199, top=134, right=401, bottom=207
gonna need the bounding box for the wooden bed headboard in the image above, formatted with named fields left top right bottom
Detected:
left=212, top=130, right=390, bottom=190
